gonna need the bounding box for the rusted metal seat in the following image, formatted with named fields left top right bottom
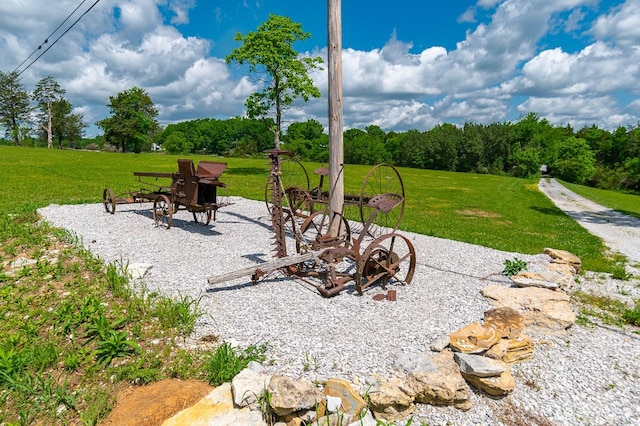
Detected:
left=367, top=193, right=403, bottom=213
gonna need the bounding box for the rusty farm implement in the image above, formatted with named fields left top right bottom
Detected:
left=208, top=150, right=416, bottom=298
left=102, top=159, right=230, bottom=229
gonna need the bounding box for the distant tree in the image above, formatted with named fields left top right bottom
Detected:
left=162, top=131, right=193, bottom=154
left=553, top=137, right=596, bottom=184
left=282, top=119, right=328, bottom=161
left=97, top=87, right=158, bottom=153
left=50, top=98, right=86, bottom=149
left=0, top=71, right=31, bottom=146
left=226, top=14, right=323, bottom=148
left=33, top=76, right=65, bottom=148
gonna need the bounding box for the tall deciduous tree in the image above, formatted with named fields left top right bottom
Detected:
left=51, top=98, right=86, bottom=149
left=0, top=71, right=31, bottom=146
left=97, top=87, right=158, bottom=153
left=225, top=14, right=323, bottom=148
left=33, top=76, right=64, bottom=148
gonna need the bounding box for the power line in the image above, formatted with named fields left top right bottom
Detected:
left=15, top=0, right=102, bottom=76
left=13, top=0, right=91, bottom=73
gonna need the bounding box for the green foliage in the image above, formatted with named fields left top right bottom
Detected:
left=153, top=293, right=204, bottom=336
left=206, top=342, right=267, bottom=386
left=97, top=86, right=158, bottom=153
left=0, top=70, right=31, bottom=146
left=502, top=257, right=528, bottom=276
left=162, top=130, right=193, bottom=154
left=91, top=330, right=141, bottom=367
left=573, top=291, right=640, bottom=327
left=623, top=302, right=640, bottom=326
left=553, top=137, right=596, bottom=184
left=226, top=14, right=323, bottom=146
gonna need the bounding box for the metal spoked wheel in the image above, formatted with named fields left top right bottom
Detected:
left=103, top=188, right=116, bottom=214
left=355, top=233, right=416, bottom=295
left=153, top=194, right=173, bottom=229
left=359, top=164, right=405, bottom=237
left=265, top=158, right=311, bottom=211
left=192, top=207, right=212, bottom=225
left=296, top=210, right=351, bottom=255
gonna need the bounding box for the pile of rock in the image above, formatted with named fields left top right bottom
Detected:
left=106, top=248, right=581, bottom=425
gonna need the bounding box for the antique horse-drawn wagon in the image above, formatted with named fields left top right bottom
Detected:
left=102, top=159, right=230, bottom=228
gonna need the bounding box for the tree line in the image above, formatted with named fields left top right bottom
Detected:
left=0, top=71, right=86, bottom=148
left=156, top=113, right=640, bottom=192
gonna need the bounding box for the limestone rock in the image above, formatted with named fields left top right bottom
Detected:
left=368, top=378, right=416, bottom=423
left=394, top=352, right=438, bottom=373
left=321, top=378, right=367, bottom=418
left=313, top=412, right=354, bottom=426
left=481, top=284, right=575, bottom=331
left=103, top=379, right=212, bottom=426
left=407, top=350, right=472, bottom=411
left=544, top=248, right=581, bottom=273
left=449, top=322, right=502, bottom=353
left=483, top=307, right=524, bottom=339
left=231, top=367, right=272, bottom=408
left=126, top=262, right=152, bottom=279
left=201, top=409, right=266, bottom=425
left=161, top=382, right=240, bottom=426
left=453, top=352, right=505, bottom=377
left=501, top=334, right=535, bottom=364
left=268, top=375, right=322, bottom=417
left=510, top=272, right=559, bottom=290
left=462, top=366, right=515, bottom=396
left=430, top=335, right=451, bottom=352
left=347, top=410, right=377, bottom=426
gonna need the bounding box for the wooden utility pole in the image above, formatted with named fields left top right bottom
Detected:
left=327, top=0, right=344, bottom=233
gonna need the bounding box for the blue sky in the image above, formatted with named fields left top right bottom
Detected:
left=1, top=0, right=639, bottom=137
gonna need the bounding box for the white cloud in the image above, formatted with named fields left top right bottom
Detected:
left=591, top=0, right=640, bottom=47
left=517, top=95, right=634, bottom=129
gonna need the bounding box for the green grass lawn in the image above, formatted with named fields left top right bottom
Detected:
left=0, top=145, right=625, bottom=271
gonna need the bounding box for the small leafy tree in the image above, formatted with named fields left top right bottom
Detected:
left=51, top=98, right=86, bottom=149
left=553, top=136, right=596, bottom=184
left=97, top=87, right=158, bottom=153
left=33, top=76, right=65, bottom=148
left=225, top=14, right=323, bottom=148
left=162, top=131, right=193, bottom=154
left=0, top=71, right=31, bottom=146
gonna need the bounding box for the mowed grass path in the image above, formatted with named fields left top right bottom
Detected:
left=0, top=146, right=615, bottom=271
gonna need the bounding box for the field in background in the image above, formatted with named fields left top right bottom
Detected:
left=2, top=146, right=631, bottom=271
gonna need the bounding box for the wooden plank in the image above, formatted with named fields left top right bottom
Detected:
left=207, top=251, right=322, bottom=285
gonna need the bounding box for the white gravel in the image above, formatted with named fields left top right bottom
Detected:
left=37, top=193, right=640, bottom=426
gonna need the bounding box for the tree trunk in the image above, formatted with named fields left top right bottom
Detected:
left=11, top=118, right=19, bottom=146
left=47, top=103, right=53, bottom=148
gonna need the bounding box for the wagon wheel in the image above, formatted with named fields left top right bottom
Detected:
left=355, top=233, right=416, bottom=295
left=265, top=157, right=311, bottom=216
left=192, top=207, right=212, bottom=225
left=102, top=188, right=116, bottom=214
left=360, top=164, right=405, bottom=237
left=153, top=194, right=173, bottom=229
left=296, top=210, right=351, bottom=255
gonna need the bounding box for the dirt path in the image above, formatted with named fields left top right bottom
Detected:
left=538, top=178, right=640, bottom=268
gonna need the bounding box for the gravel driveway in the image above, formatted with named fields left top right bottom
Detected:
left=37, top=186, right=640, bottom=425
left=538, top=178, right=640, bottom=270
